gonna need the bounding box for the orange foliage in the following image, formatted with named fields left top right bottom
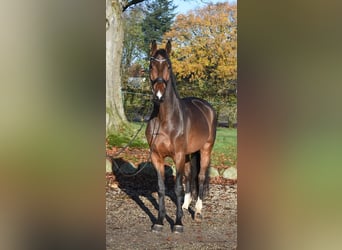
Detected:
left=163, top=3, right=237, bottom=89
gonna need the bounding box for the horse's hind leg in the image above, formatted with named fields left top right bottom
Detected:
left=195, top=147, right=211, bottom=221
left=182, top=157, right=192, bottom=210
left=173, top=152, right=185, bottom=233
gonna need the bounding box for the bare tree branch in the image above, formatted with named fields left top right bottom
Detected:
left=123, top=0, right=145, bottom=12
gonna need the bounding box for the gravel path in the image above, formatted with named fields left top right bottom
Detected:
left=106, top=172, right=237, bottom=249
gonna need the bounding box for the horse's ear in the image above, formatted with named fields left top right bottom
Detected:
left=151, top=40, right=157, bottom=56
left=165, top=39, right=172, bottom=55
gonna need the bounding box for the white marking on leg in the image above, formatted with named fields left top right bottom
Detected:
left=182, top=193, right=192, bottom=209
left=195, top=197, right=203, bottom=215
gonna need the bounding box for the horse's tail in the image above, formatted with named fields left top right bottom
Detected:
left=190, top=151, right=209, bottom=199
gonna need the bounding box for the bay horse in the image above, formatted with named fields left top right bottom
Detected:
left=146, top=40, right=217, bottom=233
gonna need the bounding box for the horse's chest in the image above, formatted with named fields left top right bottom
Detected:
left=152, top=133, right=173, bottom=156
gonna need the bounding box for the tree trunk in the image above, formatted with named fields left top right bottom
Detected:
left=106, top=0, right=127, bottom=136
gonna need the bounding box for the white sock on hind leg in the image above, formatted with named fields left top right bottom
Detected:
left=195, top=198, right=202, bottom=215
left=182, top=193, right=192, bottom=209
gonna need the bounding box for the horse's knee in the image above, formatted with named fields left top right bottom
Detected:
left=198, top=173, right=206, bottom=183
left=175, top=183, right=184, bottom=196
left=158, top=188, right=165, bottom=196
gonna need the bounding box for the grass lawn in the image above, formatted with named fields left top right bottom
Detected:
left=107, top=123, right=237, bottom=169
left=212, top=127, right=237, bottom=168
left=107, top=122, right=148, bottom=148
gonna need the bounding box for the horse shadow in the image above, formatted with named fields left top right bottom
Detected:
left=110, top=157, right=195, bottom=231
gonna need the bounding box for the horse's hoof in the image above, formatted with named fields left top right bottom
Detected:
left=195, top=213, right=202, bottom=222
left=151, top=224, right=163, bottom=233
left=173, top=225, right=184, bottom=233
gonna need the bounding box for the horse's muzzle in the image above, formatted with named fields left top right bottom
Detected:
left=152, top=81, right=166, bottom=103
left=153, top=93, right=165, bottom=103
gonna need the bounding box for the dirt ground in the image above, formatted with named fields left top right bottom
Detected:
left=106, top=169, right=237, bottom=250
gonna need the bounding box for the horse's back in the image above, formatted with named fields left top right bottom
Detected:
left=182, top=97, right=217, bottom=126
left=182, top=97, right=217, bottom=150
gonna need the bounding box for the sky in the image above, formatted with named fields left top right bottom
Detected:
left=173, top=0, right=236, bottom=15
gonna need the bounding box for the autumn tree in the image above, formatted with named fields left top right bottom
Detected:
left=164, top=2, right=237, bottom=110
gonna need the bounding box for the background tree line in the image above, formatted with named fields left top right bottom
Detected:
left=106, top=0, right=237, bottom=135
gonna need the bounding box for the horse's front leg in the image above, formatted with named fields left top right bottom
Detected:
left=173, top=152, right=185, bottom=233
left=151, top=153, right=165, bottom=232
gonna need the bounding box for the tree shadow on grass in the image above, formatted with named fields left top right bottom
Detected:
left=110, top=157, right=179, bottom=231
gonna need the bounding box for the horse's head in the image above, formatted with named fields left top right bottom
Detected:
left=149, top=40, right=172, bottom=103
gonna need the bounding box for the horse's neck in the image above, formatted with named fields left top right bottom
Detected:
left=158, top=81, right=182, bottom=121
